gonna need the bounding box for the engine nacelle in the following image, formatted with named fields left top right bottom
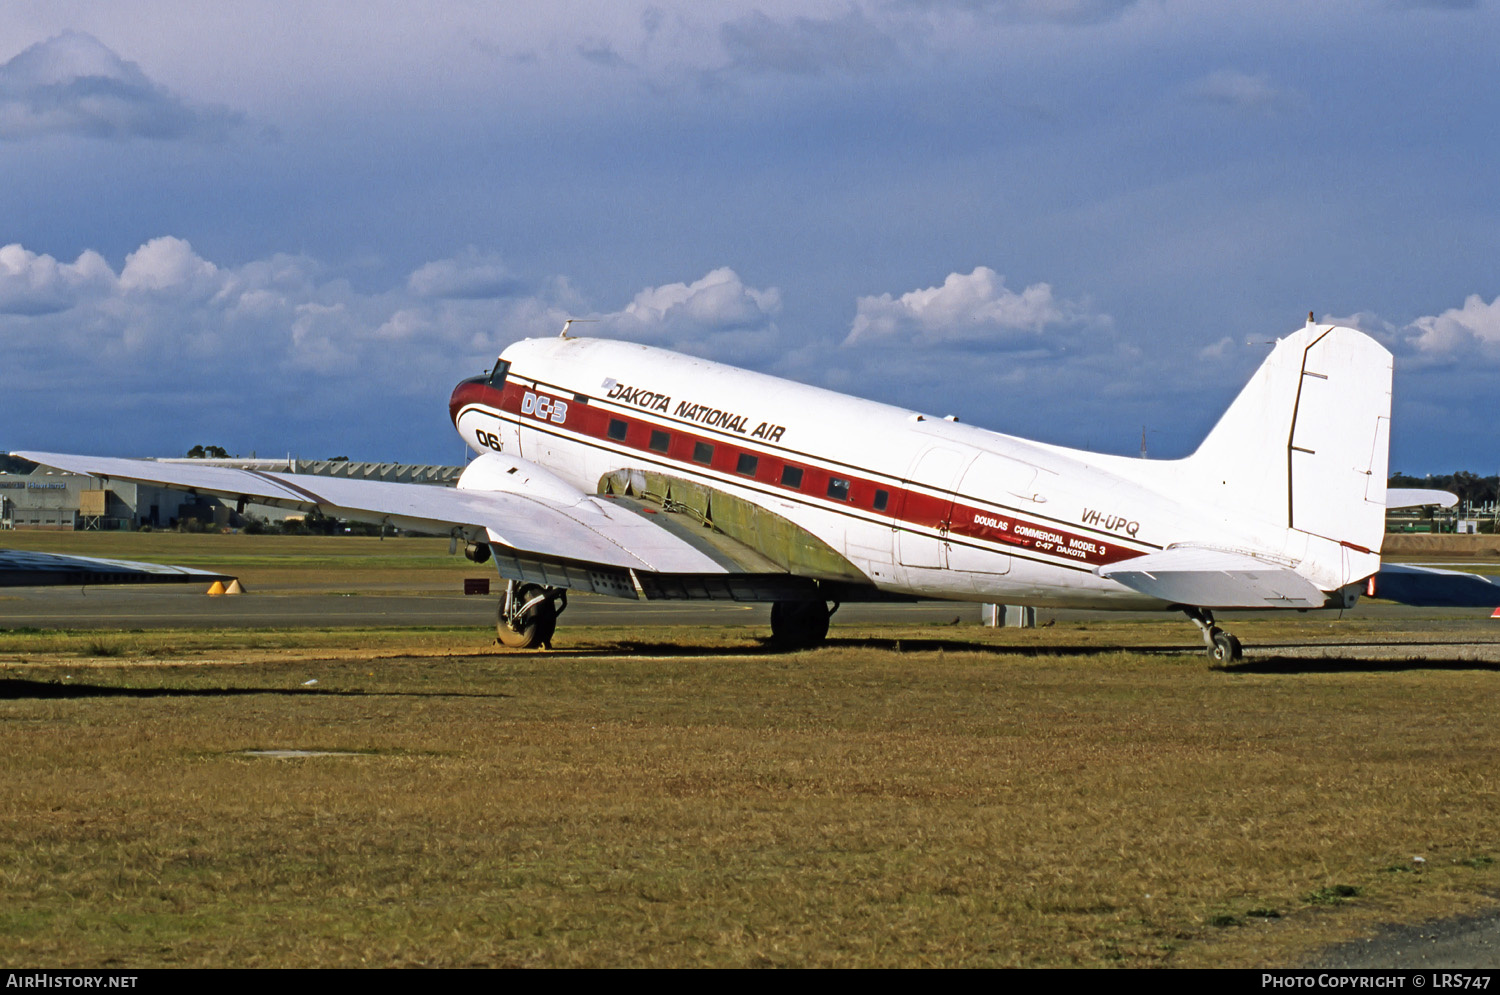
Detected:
left=457, top=452, right=589, bottom=507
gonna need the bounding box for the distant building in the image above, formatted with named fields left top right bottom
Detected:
left=0, top=469, right=204, bottom=530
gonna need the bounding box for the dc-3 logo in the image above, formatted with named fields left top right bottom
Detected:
left=520, top=392, right=568, bottom=424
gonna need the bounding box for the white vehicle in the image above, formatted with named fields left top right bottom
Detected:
left=17, top=319, right=1494, bottom=660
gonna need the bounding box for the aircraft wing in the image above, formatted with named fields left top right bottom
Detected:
left=1097, top=547, right=1329, bottom=609
left=12, top=451, right=743, bottom=597
left=1365, top=563, right=1500, bottom=608
left=1387, top=489, right=1458, bottom=510
left=0, top=549, right=230, bottom=587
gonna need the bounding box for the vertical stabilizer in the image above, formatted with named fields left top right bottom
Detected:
left=1187, top=324, right=1392, bottom=583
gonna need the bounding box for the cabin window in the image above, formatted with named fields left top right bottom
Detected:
left=736, top=453, right=759, bottom=476
left=827, top=478, right=851, bottom=501
left=873, top=489, right=889, bottom=512
left=693, top=441, right=714, bottom=464
left=607, top=418, right=628, bottom=441
left=781, top=466, right=804, bottom=489
left=649, top=430, right=670, bottom=453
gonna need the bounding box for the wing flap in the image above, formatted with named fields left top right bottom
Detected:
left=1098, top=547, right=1328, bottom=608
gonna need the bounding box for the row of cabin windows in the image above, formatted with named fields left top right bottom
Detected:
left=604, top=417, right=890, bottom=511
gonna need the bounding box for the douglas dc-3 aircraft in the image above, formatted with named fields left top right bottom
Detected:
left=16, top=319, right=1500, bottom=661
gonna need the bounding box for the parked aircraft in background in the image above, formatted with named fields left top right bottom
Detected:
left=0, top=549, right=230, bottom=588
left=17, top=319, right=1499, bottom=660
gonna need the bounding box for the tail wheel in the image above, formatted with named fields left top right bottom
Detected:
left=497, top=583, right=558, bottom=649
left=769, top=600, right=832, bottom=649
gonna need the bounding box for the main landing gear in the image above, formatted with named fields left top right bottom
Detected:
left=1183, top=606, right=1242, bottom=663
left=769, top=599, right=838, bottom=649
left=497, top=580, right=567, bottom=649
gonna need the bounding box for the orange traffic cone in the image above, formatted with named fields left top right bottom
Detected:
left=206, top=581, right=225, bottom=596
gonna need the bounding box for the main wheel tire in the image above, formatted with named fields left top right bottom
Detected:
left=497, top=583, right=557, bottom=649
left=1210, top=630, right=1242, bottom=663
left=769, top=600, right=831, bottom=649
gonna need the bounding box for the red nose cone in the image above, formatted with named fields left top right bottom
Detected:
left=450, top=375, right=502, bottom=429
left=449, top=380, right=470, bottom=427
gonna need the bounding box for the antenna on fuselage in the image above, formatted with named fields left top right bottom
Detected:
left=560, top=318, right=599, bottom=339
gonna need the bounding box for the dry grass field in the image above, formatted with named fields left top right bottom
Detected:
left=2, top=627, right=1498, bottom=967
left=1, top=533, right=1498, bottom=967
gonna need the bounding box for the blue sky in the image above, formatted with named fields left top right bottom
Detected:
left=1, top=1, right=1496, bottom=473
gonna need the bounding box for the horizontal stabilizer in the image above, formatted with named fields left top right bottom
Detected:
left=1387, top=489, right=1458, bottom=510
left=1366, top=563, right=1500, bottom=608
left=1098, top=547, right=1327, bottom=608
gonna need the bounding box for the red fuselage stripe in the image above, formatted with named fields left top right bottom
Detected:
left=451, top=379, right=1148, bottom=571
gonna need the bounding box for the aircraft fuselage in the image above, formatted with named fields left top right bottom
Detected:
left=450, top=337, right=1265, bottom=610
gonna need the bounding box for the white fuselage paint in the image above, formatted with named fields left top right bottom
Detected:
left=451, top=337, right=1305, bottom=609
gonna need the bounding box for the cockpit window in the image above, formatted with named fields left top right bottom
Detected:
left=486, top=359, right=511, bottom=388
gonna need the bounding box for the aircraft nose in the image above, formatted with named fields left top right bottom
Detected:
left=450, top=375, right=486, bottom=427
left=451, top=361, right=510, bottom=428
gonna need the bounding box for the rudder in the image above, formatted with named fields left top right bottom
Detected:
left=1188, top=323, right=1393, bottom=562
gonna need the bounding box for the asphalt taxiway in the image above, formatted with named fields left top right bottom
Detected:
left=0, top=583, right=983, bottom=630
left=4, top=582, right=1499, bottom=662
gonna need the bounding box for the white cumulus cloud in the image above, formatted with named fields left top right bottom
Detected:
left=771, top=266, right=1135, bottom=442
left=407, top=249, right=523, bottom=299
left=0, top=239, right=802, bottom=454
left=620, top=266, right=780, bottom=329
left=1330, top=294, right=1500, bottom=365
left=118, top=236, right=219, bottom=292
left=0, top=240, right=573, bottom=401
left=845, top=266, right=1096, bottom=348
left=0, top=31, right=243, bottom=141
left=0, top=243, right=115, bottom=315
left=1406, top=294, right=1500, bottom=356
left=593, top=267, right=784, bottom=364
